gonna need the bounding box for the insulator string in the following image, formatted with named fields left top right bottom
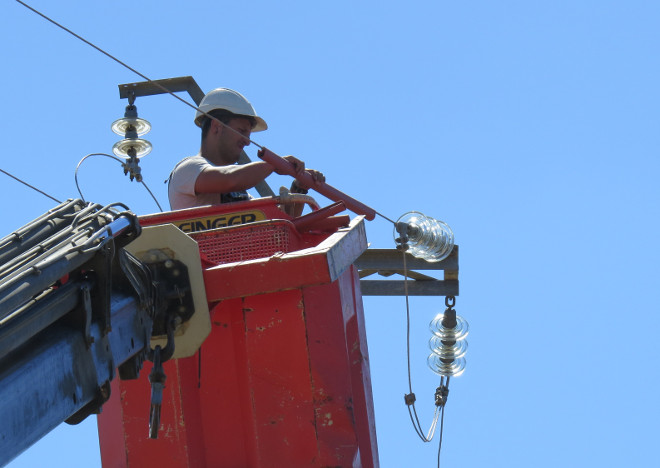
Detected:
left=395, top=212, right=454, bottom=263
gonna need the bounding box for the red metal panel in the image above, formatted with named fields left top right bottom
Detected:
left=98, top=378, right=127, bottom=468
left=301, top=281, right=361, bottom=465
left=301, top=266, right=379, bottom=467
left=195, top=298, right=254, bottom=467
left=338, top=266, right=379, bottom=467
left=203, top=253, right=333, bottom=302
left=241, top=291, right=319, bottom=465
left=99, top=358, right=211, bottom=467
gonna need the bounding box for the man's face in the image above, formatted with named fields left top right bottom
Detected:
left=216, top=117, right=252, bottom=165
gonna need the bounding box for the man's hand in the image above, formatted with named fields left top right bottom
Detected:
left=291, top=169, right=325, bottom=192
left=280, top=155, right=305, bottom=175
left=257, top=149, right=325, bottom=192
left=279, top=155, right=325, bottom=193
left=306, top=169, right=325, bottom=185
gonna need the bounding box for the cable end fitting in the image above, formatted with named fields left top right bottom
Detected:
left=404, top=393, right=417, bottom=406
left=434, top=385, right=449, bottom=407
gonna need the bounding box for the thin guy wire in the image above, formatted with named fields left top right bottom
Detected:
left=0, top=168, right=61, bottom=203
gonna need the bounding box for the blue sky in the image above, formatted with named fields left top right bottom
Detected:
left=2, top=1, right=660, bottom=467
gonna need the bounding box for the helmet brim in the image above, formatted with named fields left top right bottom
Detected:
left=194, top=113, right=268, bottom=132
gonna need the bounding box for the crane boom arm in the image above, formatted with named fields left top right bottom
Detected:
left=0, top=200, right=197, bottom=467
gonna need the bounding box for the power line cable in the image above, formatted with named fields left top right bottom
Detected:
left=14, top=0, right=259, bottom=148
left=75, top=153, right=164, bottom=212
left=401, top=249, right=451, bottom=468
left=0, top=168, right=61, bottom=204
left=437, top=398, right=447, bottom=468
left=15, top=0, right=396, bottom=223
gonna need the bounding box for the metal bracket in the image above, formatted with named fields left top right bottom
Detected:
left=118, top=76, right=205, bottom=105
left=89, top=242, right=114, bottom=335
left=355, top=246, right=459, bottom=296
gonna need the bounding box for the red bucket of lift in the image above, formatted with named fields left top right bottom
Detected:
left=98, top=197, right=379, bottom=468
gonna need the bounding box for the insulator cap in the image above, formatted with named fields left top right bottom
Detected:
left=393, top=211, right=454, bottom=263
left=112, top=138, right=152, bottom=159
left=112, top=117, right=151, bottom=137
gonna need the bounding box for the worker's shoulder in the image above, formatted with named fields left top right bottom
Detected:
left=168, top=154, right=209, bottom=188
left=177, top=153, right=207, bottom=166
left=172, top=154, right=209, bottom=173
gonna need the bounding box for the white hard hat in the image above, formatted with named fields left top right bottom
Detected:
left=194, top=88, right=268, bottom=132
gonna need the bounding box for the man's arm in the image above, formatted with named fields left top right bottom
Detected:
left=195, top=161, right=274, bottom=194
left=195, top=156, right=307, bottom=195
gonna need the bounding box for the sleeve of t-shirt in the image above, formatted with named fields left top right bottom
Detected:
left=170, top=157, right=208, bottom=197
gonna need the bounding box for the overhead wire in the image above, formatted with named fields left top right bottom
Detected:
left=75, top=153, right=163, bottom=212
left=14, top=0, right=263, bottom=150
left=0, top=168, right=61, bottom=204
left=402, top=249, right=450, bottom=468
left=403, top=251, right=439, bottom=441
left=376, top=211, right=397, bottom=225
left=15, top=0, right=399, bottom=224
left=437, top=384, right=448, bottom=468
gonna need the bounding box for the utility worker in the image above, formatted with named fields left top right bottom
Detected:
left=168, top=88, right=324, bottom=211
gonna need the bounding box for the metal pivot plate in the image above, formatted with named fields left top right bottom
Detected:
left=124, top=224, right=210, bottom=359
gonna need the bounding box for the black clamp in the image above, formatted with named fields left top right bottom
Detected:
left=434, top=385, right=449, bottom=408
left=404, top=393, right=417, bottom=406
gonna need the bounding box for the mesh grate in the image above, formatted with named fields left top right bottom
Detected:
left=189, top=221, right=294, bottom=265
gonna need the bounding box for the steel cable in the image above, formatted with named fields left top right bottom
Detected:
left=0, top=168, right=61, bottom=204
left=75, top=153, right=163, bottom=211
left=402, top=249, right=451, bottom=467
left=16, top=1, right=401, bottom=223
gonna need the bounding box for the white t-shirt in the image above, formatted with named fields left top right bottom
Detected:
left=168, top=154, right=250, bottom=211
left=167, top=155, right=224, bottom=210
